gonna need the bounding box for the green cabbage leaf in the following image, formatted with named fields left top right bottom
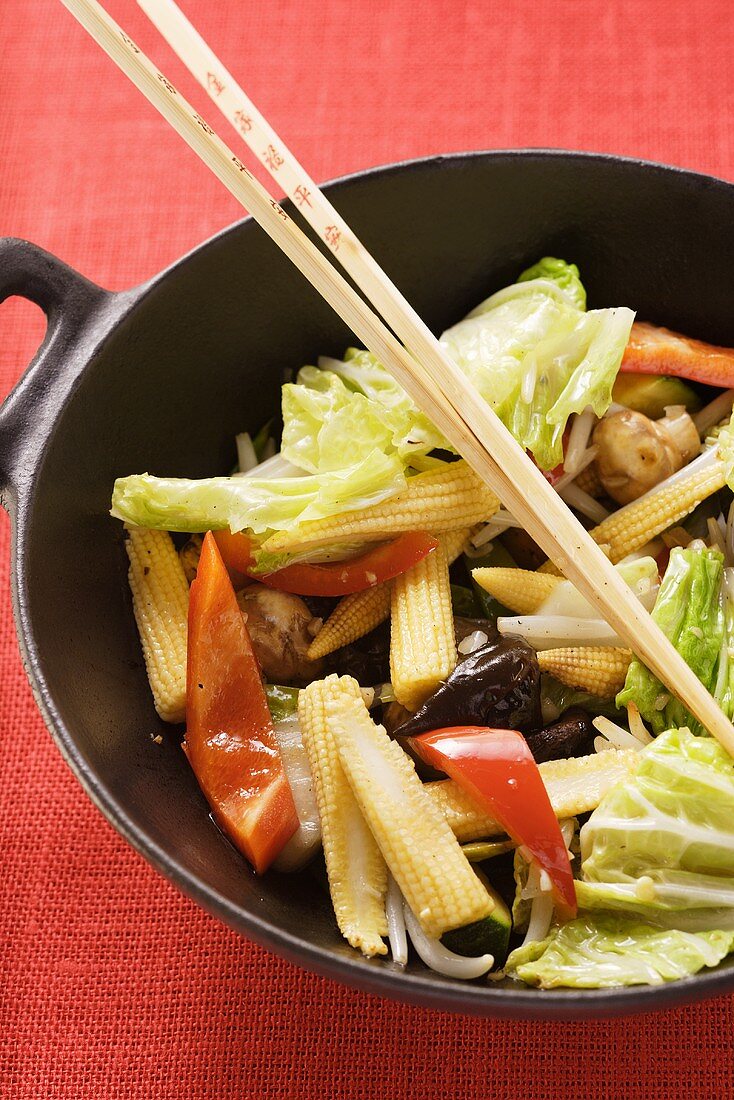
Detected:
left=507, top=728, right=734, bottom=988
left=616, top=545, right=725, bottom=734
left=110, top=450, right=405, bottom=535
left=581, top=728, right=734, bottom=910
left=440, top=258, right=634, bottom=469
left=111, top=257, right=633, bottom=534
left=505, top=913, right=734, bottom=988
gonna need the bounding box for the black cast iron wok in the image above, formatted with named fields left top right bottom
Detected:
left=3, top=150, right=734, bottom=1020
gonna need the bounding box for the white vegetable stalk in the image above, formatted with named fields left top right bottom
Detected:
left=317, top=355, right=349, bottom=372
left=235, top=432, right=258, bottom=474
left=622, top=538, right=665, bottom=561
left=498, top=615, right=623, bottom=650
left=386, top=874, right=408, bottom=967
left=707, top=516, right=727, bottom=558
left=726, top=503, right=734, bottom=568
left=521, top=358, right=537, bottom=404
left=564, top=408, right=597, bottom=476
left=693, top=388, right=734, bottom=438
left=272, top=716, right=322, bottom=872
left=402, top=901, right=494, bottom=979
left=240, top=451, right=305, bottom=479
left=468, top=510, right=523, bottom=551
left=592, top=715, right=647, bottom=753
left=558, top=481, right=610, bottom=524
left=626, top=703, right=654, bottom=745
left=536, top=558, right=659, bottom=619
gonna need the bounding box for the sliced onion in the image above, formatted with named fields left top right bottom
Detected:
left=386, top=875, right=408, bottom=967
left=560, top=819, right=576, bottom=852
left=403, top=902, right=494, bottom=979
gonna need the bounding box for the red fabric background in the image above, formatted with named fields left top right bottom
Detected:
left=2, top=0, right=734, bottom=1095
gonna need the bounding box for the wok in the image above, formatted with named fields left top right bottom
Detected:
left=3, top=150, right=734, bottom=1018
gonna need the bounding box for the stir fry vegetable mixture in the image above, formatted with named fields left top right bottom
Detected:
left=115, top=258, right=734, bottom=989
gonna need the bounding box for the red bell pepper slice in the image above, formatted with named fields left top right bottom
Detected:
left=621, top=321, right=734, bottom=388
left=213, top=529, right=255, bottom=586
left=186, top=532, right=298, bottom=873
left=257, top=532, right=439, bottom=596
left=413, top=726, right=577, bottom=919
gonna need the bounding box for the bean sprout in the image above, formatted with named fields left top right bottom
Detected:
left=402, top=902, right=494, bottom=979
left=386, top=874, right=408, bottom=967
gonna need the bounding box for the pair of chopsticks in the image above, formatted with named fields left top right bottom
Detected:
left=60, top=0, right=734, bottom=751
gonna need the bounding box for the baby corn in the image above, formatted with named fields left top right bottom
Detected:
left=426, top=748, right=640, bottom=842
left=592, top=457, right=726, bottom=563
left=574, top=462, right=604, bottom=498
left=391, top=534, right=456, bottom=711
left=325, top=676, right=493, bottom=938
left=125, top=526, right=189, bottom=723
left=308, top=527, right=472, bottom=661
left=298, top=676, right=388, bottom=957
left=262, top=462, right=499, bottom=555
left=538, top=646, right=632, bottom=698
left=308, top=585, right=391, bottom=660
left=540, top=454, right=726, bottom=574
left=472, top=567, right=560, bottom=615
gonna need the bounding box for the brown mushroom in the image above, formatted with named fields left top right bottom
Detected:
left=236, top=584, right=324, bottom=685
left=592, top=405, right=700, bottom=505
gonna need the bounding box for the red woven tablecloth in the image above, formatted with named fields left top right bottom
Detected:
left=3, top=1, right=734, bottom=1095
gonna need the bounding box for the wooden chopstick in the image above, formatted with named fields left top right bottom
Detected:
left=60, top=0, right=734, bottom=752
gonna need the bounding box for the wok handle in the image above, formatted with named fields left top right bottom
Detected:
left=0, top=238, right=107, bottom=507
